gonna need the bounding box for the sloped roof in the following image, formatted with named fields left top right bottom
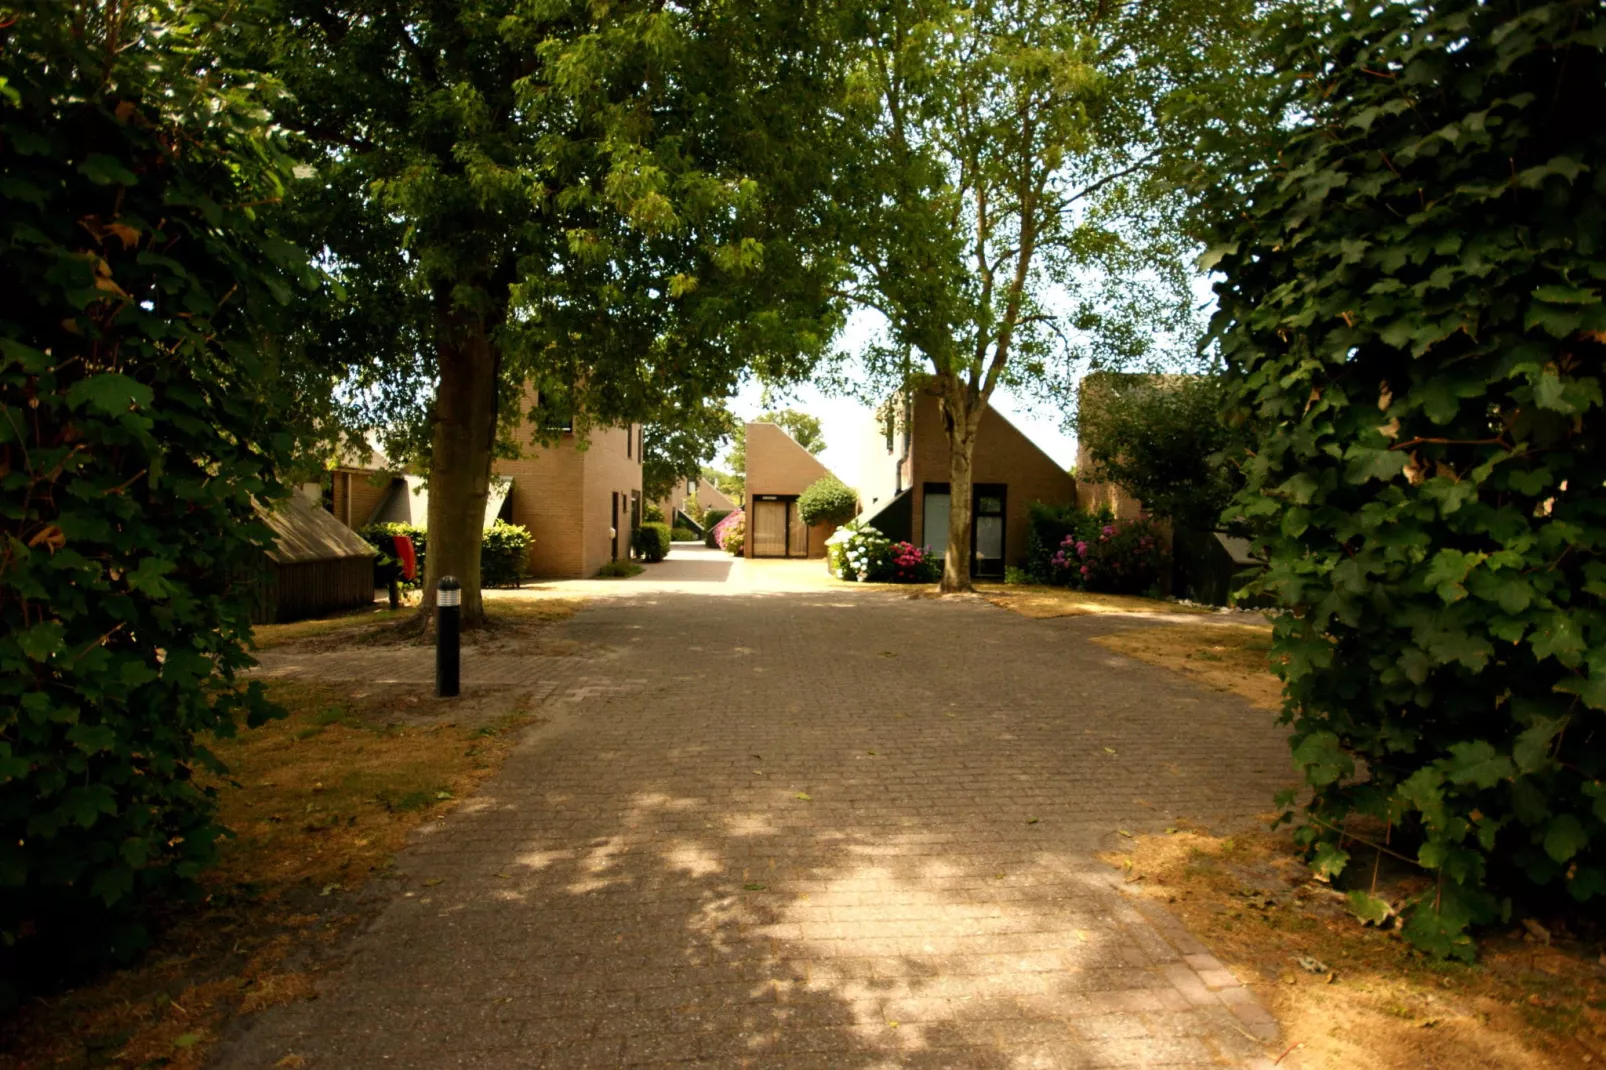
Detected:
left=260, top=494, right=377, bottom=565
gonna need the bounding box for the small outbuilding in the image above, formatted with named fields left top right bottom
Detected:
left=252, top=494, right=377, bottom=624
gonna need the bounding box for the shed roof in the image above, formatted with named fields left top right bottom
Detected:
left=260, top=494, right=377, bottom=565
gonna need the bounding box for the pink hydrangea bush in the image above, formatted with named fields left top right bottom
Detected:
left=1048, top=516, right=1168, bottom=594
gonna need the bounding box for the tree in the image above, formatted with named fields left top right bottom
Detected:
left=642, top=401, right=738, bottom=504
left=269, top=0, right=850, bottom=626
left=724, top=408, right=826, bottom=473
left=1076, top=372, right=1241, bottom=531
left=1208, top=0, right=1605, bottom=958
left=837, top=0, right=1264, bottom=592
left=1, top=0, right=312, bottom=972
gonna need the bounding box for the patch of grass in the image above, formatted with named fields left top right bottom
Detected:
left=1105, top=826, right=1606, bottom=1069
left=479, top=594, right=583, bottom=622
left=1093, top=622, right=1283, bottom=709
left=977, top=583, right=1217, bottom=619
left=0, top=679, right=537, bottom=1070
left=252, top=606, right=411, bottom=650
left=594, top=560, right=644, bottom=578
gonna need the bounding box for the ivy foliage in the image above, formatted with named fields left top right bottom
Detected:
left=1208, top=0, right=1606, bottom=959
left=0, top=0, right=310, bottom=974
left=797, top=476, right=858, bottom=528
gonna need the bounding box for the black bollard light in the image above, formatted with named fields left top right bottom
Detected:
left=436, top=575, right=460, bottom=698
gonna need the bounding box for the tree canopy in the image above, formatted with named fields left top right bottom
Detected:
left=832, top=0, right=1266, bottom=591
left=1076, top=372, right=1241, bottom=531
left=268, top=0, right=853, bottom=622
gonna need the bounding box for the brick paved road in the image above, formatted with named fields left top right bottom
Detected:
left=217, top=556, right=1294, bottom=1069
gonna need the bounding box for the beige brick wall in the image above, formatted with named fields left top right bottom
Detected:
left=744, top=422, right=842, bottom=559
left=906, top=391, right=1077, bottom=567
left=498, top=420, right=642, bottom=580
left=579, top=423, right=643, bottom=578
left=329, top=468, right=396, bottom=530
left=496, top=441, right=588, bottom=580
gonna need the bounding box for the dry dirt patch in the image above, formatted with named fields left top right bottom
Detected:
left=1106, top=826, right=1606, bottom=1069
left=978, top=583, right=1218, bottom=619
left=0, top=679, right=543, bottom=1070
left=1094, top=622, right=1283, bottom=710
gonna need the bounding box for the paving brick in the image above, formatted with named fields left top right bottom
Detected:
left=213, top=561, right=1292, bottom=1069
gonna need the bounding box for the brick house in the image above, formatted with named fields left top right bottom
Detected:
left=855, top=388, right=1076, bottom=579
left=741, top=421, right=845, bottom=559
left=656, top=476, right=738, bottom=532
left=323, top=417, right=643, bottom=580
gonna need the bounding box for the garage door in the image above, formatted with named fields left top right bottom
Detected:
left=751, top=499, right=789, bottom=557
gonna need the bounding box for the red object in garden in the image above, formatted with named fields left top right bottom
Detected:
left=393, top=534, right=417, bottom=580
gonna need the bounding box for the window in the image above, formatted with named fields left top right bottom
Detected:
left=922, top=486, right=950, bottom=558
left=687, top=478, right=697, bottom=495
left=626, top=425, right=632, bottom=458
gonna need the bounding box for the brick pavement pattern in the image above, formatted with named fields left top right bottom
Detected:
left=217, top=557, right=1294, bottom=1069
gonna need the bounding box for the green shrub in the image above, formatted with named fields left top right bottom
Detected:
left=595, top=560, right=644, bottom=578
left=1025, top=501, right=1102, bottom=582
left=798, top=476, right=858, bottom=528
left=1047, top=517, right=1169, bottom=595
left=670, top=526, right=700, bottom=542
left=702, top=509, right=732, bottom=547
left=1208, top=0, right=1606, bottom=959
left=357, top=522, right=427, bottom=588
left=1003, top=566, right=1032, bottom=586
left=634, top=522, right=672, bottom=563
left=0, top=3, right=310, bottom=978
left=642, top=502, right=665, bottom=524
left=479, top=521, right=532, bottom=587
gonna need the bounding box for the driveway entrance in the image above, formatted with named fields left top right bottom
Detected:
left=220, top=570, right=1292, bottom=1068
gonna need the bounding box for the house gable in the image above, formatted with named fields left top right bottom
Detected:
left=744, top=421, right=836, bottom=497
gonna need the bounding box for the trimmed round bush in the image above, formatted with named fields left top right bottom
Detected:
left=798, top=476, right=858, bottom=528
left=480, top=520, right=532, bottom=587
left=633, top=522, right=672, bottom=563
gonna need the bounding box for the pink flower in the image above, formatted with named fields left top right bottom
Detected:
left=1075, top=541, right=1087, bottom=555
left=1080, top=565, right=1090, bottom=576
left=1102, top=525, right=1115, bottom=536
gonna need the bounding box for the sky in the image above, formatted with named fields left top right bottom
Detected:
left=716, top=309, right=1081, bottom=488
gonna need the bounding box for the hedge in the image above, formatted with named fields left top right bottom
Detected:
left=634, top=522, right=672, bottom=562
left=1208, top=0, right=1606, bottom=958
left=0, top=4, right=309, bottom=980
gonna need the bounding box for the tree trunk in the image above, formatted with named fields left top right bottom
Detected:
left=419, top=297, right=500, bottom=629
left=938, top=381, right=983, bottom=594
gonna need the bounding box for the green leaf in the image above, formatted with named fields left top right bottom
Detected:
left=1312, top=840, right=1350, bottom=878
left=1343, top=446, right=1409, bottom=484
left=1292, top=732, right=1352, bottom=787
left=65, top=373, right=153, bottom=415
left=15, top=621, right=66, bottom=662
left=1543, top=815, right=1588, bottom=863
left=1442, top=741, right=1513, bottom=789
left=77, top=153, right=138, bottom=186
left=1512, top=718, right=1563, bottom=772
left=1531, top=284, right=1600, bottom=304
left=1346, top=889, right=1393, bottom=925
